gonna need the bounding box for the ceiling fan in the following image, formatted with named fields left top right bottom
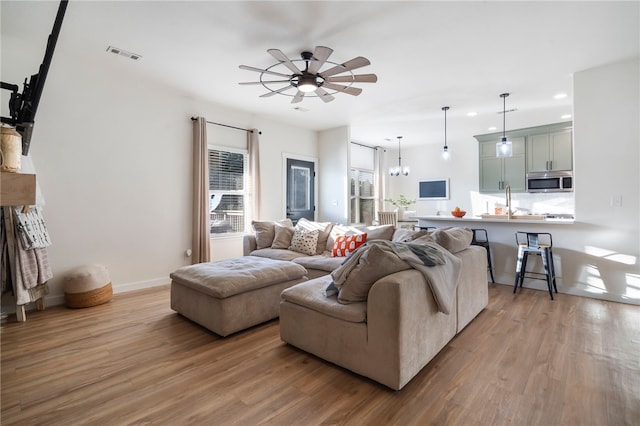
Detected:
left=239, top=46, right=377, bottom=103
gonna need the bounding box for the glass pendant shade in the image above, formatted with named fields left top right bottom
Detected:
left=442, top=145, right=450, bottom=160
left=496, top=137, right=513, bottom=157
left=497, top=93, right=513, bottom=158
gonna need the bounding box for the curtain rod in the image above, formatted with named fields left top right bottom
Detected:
left=191, top=117, right=261, bottom=134
left=350, top=141, right=380, bottom=150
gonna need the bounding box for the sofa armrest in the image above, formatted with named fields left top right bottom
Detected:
left=243, top=234, right=257, bottom=256
left=366, top=269, right=457, bottom=389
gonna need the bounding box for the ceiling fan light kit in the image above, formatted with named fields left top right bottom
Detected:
left=239, top=46, right=377, bottom=103
left=496, top=92, right=514, bottom=158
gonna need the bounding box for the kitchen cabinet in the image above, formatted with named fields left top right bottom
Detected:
left=478, top=137, right=526, bottom=192
left=527, top=128, right=573, bottom=172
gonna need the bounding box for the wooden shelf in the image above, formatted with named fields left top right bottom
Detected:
left=0, top=172, right=36, bottom=206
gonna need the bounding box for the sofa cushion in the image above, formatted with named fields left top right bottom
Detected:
left=252, top=219, right=294, bottom=249
left=335, top=244, right=411, bottom=304
left=292, top=254, right=344, bottom=272
left=431, top=227, right=473, bottom=254
left=332, top=233, right=367, bottom=257
left=296, top=218, right=333, bottom=255
left=289, top=228, right=320, bottom=256
left=392, top=228, right=432, bottom=243
left=280, top=276, right=367, bottom=323
left=250, top=248, right=309, bottom=261
left=271, top=223, right=295, bottom=249
left=354, top=224, right=395, bottom=241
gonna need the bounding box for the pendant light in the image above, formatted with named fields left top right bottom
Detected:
left=496, top=92, right=513, bottom=157
left=389, top=136, right=409, bottom=176
left=441, top=106, right=450, bottom=160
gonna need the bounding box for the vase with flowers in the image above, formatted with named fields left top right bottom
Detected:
left=384, top=195, right=416, bottom=221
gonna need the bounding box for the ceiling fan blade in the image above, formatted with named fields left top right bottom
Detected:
left=260, top=85, right=295, bottom=98
left=291, top=91, right=305, bottom=104
left=307, top=46, right=333, bottom=74
left=326, top=73, right=378, bottom=83
left=323, top=82, right=362, bottom=96
left=267, top=49, right=301, bottom=74
left=320, top=56, right=371, bottom=77
left=315, top=87, right=335, bottom=103
left=239, top=65, right=291, bottom=78
left=239, top=80, right=291, bottom=85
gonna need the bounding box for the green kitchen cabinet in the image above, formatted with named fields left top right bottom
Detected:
left=478, top=136, right=526, bottom=192
left=527, top=128, right=573, bottom=172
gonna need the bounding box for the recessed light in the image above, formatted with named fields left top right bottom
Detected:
left=488, top=126, right=497, bottom=131
left=561, top=114, right=572, bottom=119
left=467, top=112, right=478, bottom=117
left=106, top=45, right=142, bottom=60
left=554, top=93, right=568, bottom=100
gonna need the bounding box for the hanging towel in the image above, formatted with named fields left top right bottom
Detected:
left=13, top=206, right=52, bottom=250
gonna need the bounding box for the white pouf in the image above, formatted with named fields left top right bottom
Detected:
left=64, top=264, right=112, bottom=308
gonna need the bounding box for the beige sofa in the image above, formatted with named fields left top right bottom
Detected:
left=243, top=219, right=488, bottom=390
left=279, top=244, right=488, bottom=390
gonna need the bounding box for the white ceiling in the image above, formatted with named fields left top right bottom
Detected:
left=2, top=1, right=639, bottom=148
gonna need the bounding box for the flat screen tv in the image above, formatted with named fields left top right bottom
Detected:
left=0, top=0, right=68, bottom=155
left=418, top=178, right=449, bottom=200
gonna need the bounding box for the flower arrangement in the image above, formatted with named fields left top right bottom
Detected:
left=384, top=195, right=416, bottom=209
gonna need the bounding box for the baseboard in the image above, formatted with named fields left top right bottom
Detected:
left=2, top=277, right=170, bottom=316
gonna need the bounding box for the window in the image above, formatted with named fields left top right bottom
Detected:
left=208, top=146, right=248, bottom=235
left=350, top=168, right=375, bottom=224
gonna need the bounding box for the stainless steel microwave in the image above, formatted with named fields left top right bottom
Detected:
left=526, top=171, right=574, bottom=193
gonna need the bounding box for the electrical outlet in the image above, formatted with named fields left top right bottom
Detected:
left=610, top=195, right=623, bottom=207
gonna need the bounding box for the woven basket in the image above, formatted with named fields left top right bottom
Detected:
left=65, top=282, right=113, bottom=308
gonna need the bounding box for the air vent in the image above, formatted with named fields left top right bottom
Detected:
left=106, top=46, right=142, bottom=61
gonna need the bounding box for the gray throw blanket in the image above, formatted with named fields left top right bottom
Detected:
left=331, top=240, right=462, bottom=314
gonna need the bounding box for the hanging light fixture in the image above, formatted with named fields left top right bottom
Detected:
left=441, top=106, right=450, bottom=160
left=389, top=136, right=409, bottom=176
left=496, top=92, right=513, bottom=157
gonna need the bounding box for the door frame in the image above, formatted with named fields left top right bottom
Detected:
left=282, top=152, right=318, bottom=221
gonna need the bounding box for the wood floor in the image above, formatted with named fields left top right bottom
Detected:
left=2, top=284, right=639, bottom=426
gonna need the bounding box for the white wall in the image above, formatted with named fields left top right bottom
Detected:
left=1, top=19, right=317, bottom=311
left=318, top=126, right=349, bottom=224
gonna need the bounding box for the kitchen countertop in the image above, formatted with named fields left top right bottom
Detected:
left=412, top=215, right=575, bottom=225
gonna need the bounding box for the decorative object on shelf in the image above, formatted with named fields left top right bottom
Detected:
left=384, top=194, right=415, bottom=220
left=239, top=46, right=377, bottom=104
left=441, top=106, right=450, bottom=160
left=389, top=136, right=410, bottom=176
left=1, top=125, right=22, bottom=172
left=451, top=206, right=467, bottom=218
left=496, top=92, right=513, bottom=158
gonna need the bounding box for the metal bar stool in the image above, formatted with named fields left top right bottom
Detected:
left=514, top=232, right=558, bottom=299
left=471, top=228, right=495, bottom=283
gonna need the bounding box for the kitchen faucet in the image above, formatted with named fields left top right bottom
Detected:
left=505, top=184, right=512, bottom=219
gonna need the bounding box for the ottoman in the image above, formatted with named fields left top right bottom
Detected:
left=64, top=264, right=113, bottom=308
left=170, top=257, right=308, bottom=336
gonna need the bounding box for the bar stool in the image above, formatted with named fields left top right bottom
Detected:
left=471, top=228, right=495, bottom=283
left=514, top=232, right=558, bottom=299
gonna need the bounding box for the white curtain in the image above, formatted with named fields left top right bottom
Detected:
left=192, top=117, right=210, bottom=264
left=247, top=129, right=261, bottom=220
left=374, top=147, right=385, bottom=214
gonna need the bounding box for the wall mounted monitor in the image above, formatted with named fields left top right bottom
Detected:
left=418, top=178, right=450, bottom=200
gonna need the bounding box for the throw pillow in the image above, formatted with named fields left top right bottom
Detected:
left=331, top=233, right=367, bottom=257
left=432, top=227, right=473, bottom=253
left=289, top=228, right=320, bottom=256
left=296, top=217, right=333, bottom=254
left=392, top=228, right=430, bottom=243
left=354, top=224, right=395, bottom=241
left=336, top=244, right=411, bottom=304
left=252, top=219, right=293, bottom=249
left=271, top=223, right=295, bottom=249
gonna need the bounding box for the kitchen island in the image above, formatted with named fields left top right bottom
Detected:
left=412, top=214, right=575, bottom=296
